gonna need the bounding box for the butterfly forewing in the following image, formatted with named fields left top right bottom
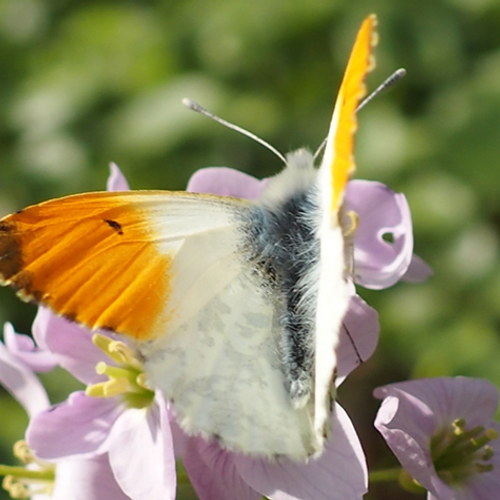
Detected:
left=313, top=14, right=377, bottom=445
left=0, top=191, right=246, bottom=340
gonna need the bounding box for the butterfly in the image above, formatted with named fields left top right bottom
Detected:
left=0, top=14, right=377, bottom=460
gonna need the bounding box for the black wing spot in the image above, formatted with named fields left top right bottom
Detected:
left=104, top=219, right=124, bottom=235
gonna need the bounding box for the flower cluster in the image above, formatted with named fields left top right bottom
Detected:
left=374, top=378, right=500, bottom=500
left=0, top=164, right=497, bottom=500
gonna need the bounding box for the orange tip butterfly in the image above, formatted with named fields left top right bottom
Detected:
left=0, top=15, right=377, bottom=459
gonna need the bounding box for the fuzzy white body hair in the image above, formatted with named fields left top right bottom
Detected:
left=256, top=150, right=322, bottom=409
left=259, top=149, right=318, bottom=207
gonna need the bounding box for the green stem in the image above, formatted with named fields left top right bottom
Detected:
left=0, top=464, right=55, bottom=481
left=369, top=467, right=402, bottom=483
left=177, top=470, right=191, bottom=484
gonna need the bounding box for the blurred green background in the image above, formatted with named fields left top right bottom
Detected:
left=1, top=0, right=500, bottom=499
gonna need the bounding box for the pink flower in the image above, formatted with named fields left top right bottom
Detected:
left=27, top=377, right=176, bottom=500
left=345, top=180, right=431, bottom=288
left=374, top=377, right=500, bottom=500
left=0, top=323, right=133, bottom=500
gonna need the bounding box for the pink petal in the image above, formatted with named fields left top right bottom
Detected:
left=4, top=323, right=57, bottom=373
left=375, top=377, right=499, bottom=430
left=183, top=438, right=260, bottom=500
left=0, top=329, right=50, bottom=417
left=336, top=293, right=379, bottom=384
left=403, top=254, right=433, bottom=283
left=27, top=391, right=123, bottom=459
left=345, top=180, right=414, bottom=289
left=33, top=308, right=109, bottom=385
left=187, top=167, right=266, bottom=199
left=52, top=455, right=132, bottom=500
left=168, top=410, right=189, bottom=459
left=108, top=394, right=176, bottom=500
left=374, top=392, right=443, bottom=496
left=234, top=404, right=367, bottom=500
left=107, top=163, right=130, bottom=192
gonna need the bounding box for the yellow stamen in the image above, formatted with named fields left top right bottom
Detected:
left=108, top=341, right=143, bottom=370
left=432, top=419, right=497, bottom=485
left=3, top=476, right=29, bottom=499
left=95, top=362, right=138, bottom=385
left=136, top=372, right=151, bottom=390
left=85, top=382, right=107, bottom=398
left=343, top=210, right=359, bottom=237
left=102, top=378, right=132, bottom=397
left=87, top=334, right=155, bottom=408
left=92, top=334, right=125, bottom=365
left=86, top=377, right=130, bottom=398
left=12, top=442, right=34, bottom=465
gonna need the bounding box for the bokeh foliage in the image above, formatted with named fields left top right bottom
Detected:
left=1, top=1, right=500, bottom=499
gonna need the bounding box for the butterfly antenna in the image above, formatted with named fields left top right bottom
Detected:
left=182, top=98, right=287, bottom=164
left=313, top=68, right=407, bottom=161
left=356, top=67, right=406, bottom=112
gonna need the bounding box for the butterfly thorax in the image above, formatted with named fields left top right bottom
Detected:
left=240, top=149, right=321, bottom=408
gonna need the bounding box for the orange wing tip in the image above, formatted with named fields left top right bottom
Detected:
left=328, top=14, right=378, bottom=217
left=0, top=195, right=173, bottom=343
